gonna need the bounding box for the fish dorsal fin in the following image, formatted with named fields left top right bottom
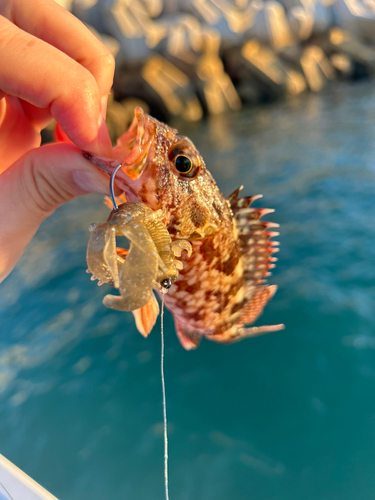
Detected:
left=228, top=187, right=280, bottom=287
left=240, top=285, right=277, bottom=325
left=228, top=186, right=263, bottom=212
left=174, top=318, right=202, bottom=350
left=132, top=293, right=160, bottom=337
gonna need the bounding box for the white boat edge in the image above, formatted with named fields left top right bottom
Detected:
left=0, top=454, right=58, bottom=500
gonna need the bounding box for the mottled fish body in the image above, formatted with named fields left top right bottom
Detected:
left=85, top=108, right=283, bottom=349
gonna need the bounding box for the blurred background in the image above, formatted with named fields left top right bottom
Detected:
left=2, top=1, right=375, bottom=499
left=45, top=0, right=375, bottom=141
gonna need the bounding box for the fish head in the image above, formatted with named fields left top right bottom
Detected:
left=85, top=107, right=224, bottom=239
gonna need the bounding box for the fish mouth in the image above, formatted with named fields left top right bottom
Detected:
left=113, top=107, right=155, bottom=180
left=83, top=107, right=155, bottom=181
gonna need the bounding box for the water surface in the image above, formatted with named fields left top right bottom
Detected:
left=1, top=82, right=375, bottom=500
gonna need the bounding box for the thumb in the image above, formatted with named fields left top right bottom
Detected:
left=0, top=143, right=110, bottom=282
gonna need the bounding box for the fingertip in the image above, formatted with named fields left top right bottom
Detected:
left=98, top=52, right=116, bottom=97
left=49, top=69, right=104, bottom=147
left=101, top=95, right=108, bottom=120
left=52, top=106, right=113, bottom=157
left=87, top=116, right=113, bottom=157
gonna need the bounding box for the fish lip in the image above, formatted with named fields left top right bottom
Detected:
left=113, top=107, right=155, bottom=181
left=82, top=107, right=155, bottom=181
left=82, top=151, right=120, bottom=176
left=118, top=107, right=146, bottom=152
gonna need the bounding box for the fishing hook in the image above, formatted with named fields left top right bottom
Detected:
left=110, top=163, right=123, bottom=211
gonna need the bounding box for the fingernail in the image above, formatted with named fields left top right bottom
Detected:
left=95, top=115, right=113, bottom=156
left=73, top=170, right=109, bottom=195
left=101, top=95, right=108, bottom=120
left=85, top=111, right=113, bottom=157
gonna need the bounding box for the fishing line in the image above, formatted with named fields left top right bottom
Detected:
left=160, top=294, right=170, bottom=500
left=110, top=160, right=171, bottom=497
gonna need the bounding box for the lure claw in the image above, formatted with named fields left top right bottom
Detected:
left=86, top=202, right=192, bottom=313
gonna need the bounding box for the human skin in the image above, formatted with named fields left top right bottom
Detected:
left=0, top=0, right=116, bottom=283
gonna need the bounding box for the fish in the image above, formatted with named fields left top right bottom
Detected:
left=84, top=107, right=284, bottom=349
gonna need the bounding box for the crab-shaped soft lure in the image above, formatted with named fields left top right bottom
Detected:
left=86, top=202, right=192, bottom=312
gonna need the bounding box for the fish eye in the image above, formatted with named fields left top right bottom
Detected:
left=174, top=155, right=192, bottom=174
left=168, top=140, right=201, bottom=180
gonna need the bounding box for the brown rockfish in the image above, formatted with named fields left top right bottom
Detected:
left=84, top=107, right=284, bottom=349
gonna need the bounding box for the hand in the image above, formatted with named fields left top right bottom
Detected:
left=0, top=0, right=115, bottom=282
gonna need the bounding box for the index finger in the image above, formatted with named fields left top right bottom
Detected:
left=0, top=0, right=115, bottom=99
left=0, top=16, right=111, bottom=155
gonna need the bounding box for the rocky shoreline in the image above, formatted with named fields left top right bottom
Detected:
left=57, top=0, right=375, bottom=138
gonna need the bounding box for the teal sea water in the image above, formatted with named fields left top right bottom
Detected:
left=1, top=82, right=375, bottom=500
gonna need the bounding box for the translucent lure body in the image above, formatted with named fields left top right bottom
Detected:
left=86, top=202, right=192, bottom=311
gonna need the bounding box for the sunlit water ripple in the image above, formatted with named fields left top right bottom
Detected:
left=1, top=81, right=375, bottom=500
